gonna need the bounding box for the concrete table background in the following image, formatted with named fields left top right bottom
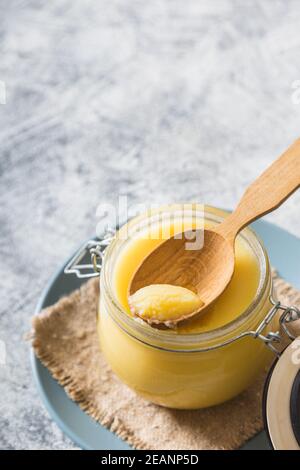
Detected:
left=0, top=0, right=300, bottom=450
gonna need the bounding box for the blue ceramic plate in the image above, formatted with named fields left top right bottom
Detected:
left=31, top=219, right=300, bottom=450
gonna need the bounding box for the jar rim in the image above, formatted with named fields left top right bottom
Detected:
left=101, top=204, right=270, bottom=352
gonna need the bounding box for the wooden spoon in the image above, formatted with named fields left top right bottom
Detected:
left=129, top=138, right=300, bottom=326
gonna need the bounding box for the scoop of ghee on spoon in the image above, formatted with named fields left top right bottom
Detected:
left=129, top=284, right=204, bottom=327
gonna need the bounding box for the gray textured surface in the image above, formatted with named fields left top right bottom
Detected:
left=0, top=0, right=300, bottom=450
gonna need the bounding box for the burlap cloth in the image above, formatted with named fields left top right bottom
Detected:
left=31, top=273, right=300, bottom=450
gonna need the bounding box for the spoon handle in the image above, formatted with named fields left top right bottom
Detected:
left=217, top=138, right=300, bottom=242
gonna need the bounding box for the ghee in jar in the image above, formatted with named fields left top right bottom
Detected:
left=113, top=214, right=260, bottom=333
left=98, top=205, right=276, bottom=409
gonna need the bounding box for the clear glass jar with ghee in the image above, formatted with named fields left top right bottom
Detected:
left=97, top=204, right=278, bottom=409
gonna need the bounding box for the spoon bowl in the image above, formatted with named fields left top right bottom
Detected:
left=129, top=229, right=235, bottom=321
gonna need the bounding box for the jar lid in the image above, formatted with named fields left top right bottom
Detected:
left=263, top=337, right=300, bottom=450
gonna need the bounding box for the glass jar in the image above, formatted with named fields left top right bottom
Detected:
left=97, top=205, right=278, bottom=409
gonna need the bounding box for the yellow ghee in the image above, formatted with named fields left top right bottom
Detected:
left=114, top=217, right=260, bottom=333
left=98, top=205, right=276, bottom=409
left=129, top=284, right=204, bottom=325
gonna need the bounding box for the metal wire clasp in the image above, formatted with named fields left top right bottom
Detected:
left=248, top=296, right=300, bottom=356
left=64, top=229, right=115, bottom=279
